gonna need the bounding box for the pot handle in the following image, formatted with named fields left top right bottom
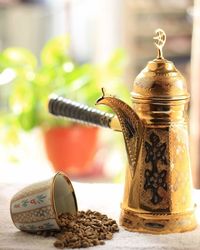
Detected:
left=48, top=95, right=121, bottom=131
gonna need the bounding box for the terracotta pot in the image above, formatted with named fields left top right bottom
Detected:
left=43, top=126, right=99, bottom=177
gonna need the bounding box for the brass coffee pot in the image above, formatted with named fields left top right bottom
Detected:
left=48, top=29, right=197, bottom=234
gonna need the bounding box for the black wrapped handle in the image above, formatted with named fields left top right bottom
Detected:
left=48, top=95, right=114, bottom=129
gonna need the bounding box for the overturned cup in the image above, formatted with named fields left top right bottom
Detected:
left=10, top=172, right=77, bottom=232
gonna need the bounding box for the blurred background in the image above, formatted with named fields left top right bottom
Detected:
left=0, top=0, right=199, bottom=186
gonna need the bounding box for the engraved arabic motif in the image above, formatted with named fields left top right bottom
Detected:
left=144, top=132, right=168, bottom=204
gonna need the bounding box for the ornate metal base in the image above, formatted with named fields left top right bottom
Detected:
left=120, top=208, right=197, bottom=234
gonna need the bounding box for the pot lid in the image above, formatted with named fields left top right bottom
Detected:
left=131, top=29, right=189, bottom=101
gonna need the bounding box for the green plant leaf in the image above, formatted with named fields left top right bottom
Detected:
left=107, top=48, right=127, bottom=76
left=0, top=34, right=128, bottom=138
left=1, top=48, right=37, bottom=69
left=41, top=35, right=70, bottom=66
left=18, top=110, right=37, bottom=131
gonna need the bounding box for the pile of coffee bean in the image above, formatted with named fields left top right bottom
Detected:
left=37, top=210, right=119, bottom=249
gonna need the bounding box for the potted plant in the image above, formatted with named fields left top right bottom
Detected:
left=0, top=35, right=129, bottom=177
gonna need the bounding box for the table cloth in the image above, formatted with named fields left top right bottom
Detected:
left=0, top=182, right=200, bottom=250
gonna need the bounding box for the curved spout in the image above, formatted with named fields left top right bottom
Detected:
left=96, top=91, right=144, bottom=178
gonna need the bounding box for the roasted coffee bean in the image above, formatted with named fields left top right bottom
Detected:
left=99, top=240, right=105, bottom=245
left=37, top=210, right=119, bottom=249
left=54, top=240, right=65, bottom=249
left=106, top=232, right=113, bottom=240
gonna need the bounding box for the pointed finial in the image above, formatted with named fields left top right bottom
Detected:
left=101, top=87, right=106, bottom=97
left=96, top=87, right=106, bottom=104
left=153, top=28, right=166, bottom=59
left=100, top=87, right=113, bottom=98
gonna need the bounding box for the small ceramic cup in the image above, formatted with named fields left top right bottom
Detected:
left=10, top=172, right=77, bottom=232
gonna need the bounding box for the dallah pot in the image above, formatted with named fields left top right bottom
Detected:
left=48, top=29, right=197, bottom=234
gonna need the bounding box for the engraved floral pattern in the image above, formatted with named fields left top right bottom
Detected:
left=144, top=132, right=168, bottom=204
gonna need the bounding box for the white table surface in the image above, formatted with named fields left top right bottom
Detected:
left=0, top=182, right=200, bottom=250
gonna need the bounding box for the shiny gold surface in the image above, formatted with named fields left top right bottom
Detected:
left=153, top=28, right=166, bottom=59
left=97, top=29, right=197, bottom=233
left=109, top=115, right=122, bottom=131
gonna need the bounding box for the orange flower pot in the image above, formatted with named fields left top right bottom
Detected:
left=43, top=126, right=99, bottom=177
